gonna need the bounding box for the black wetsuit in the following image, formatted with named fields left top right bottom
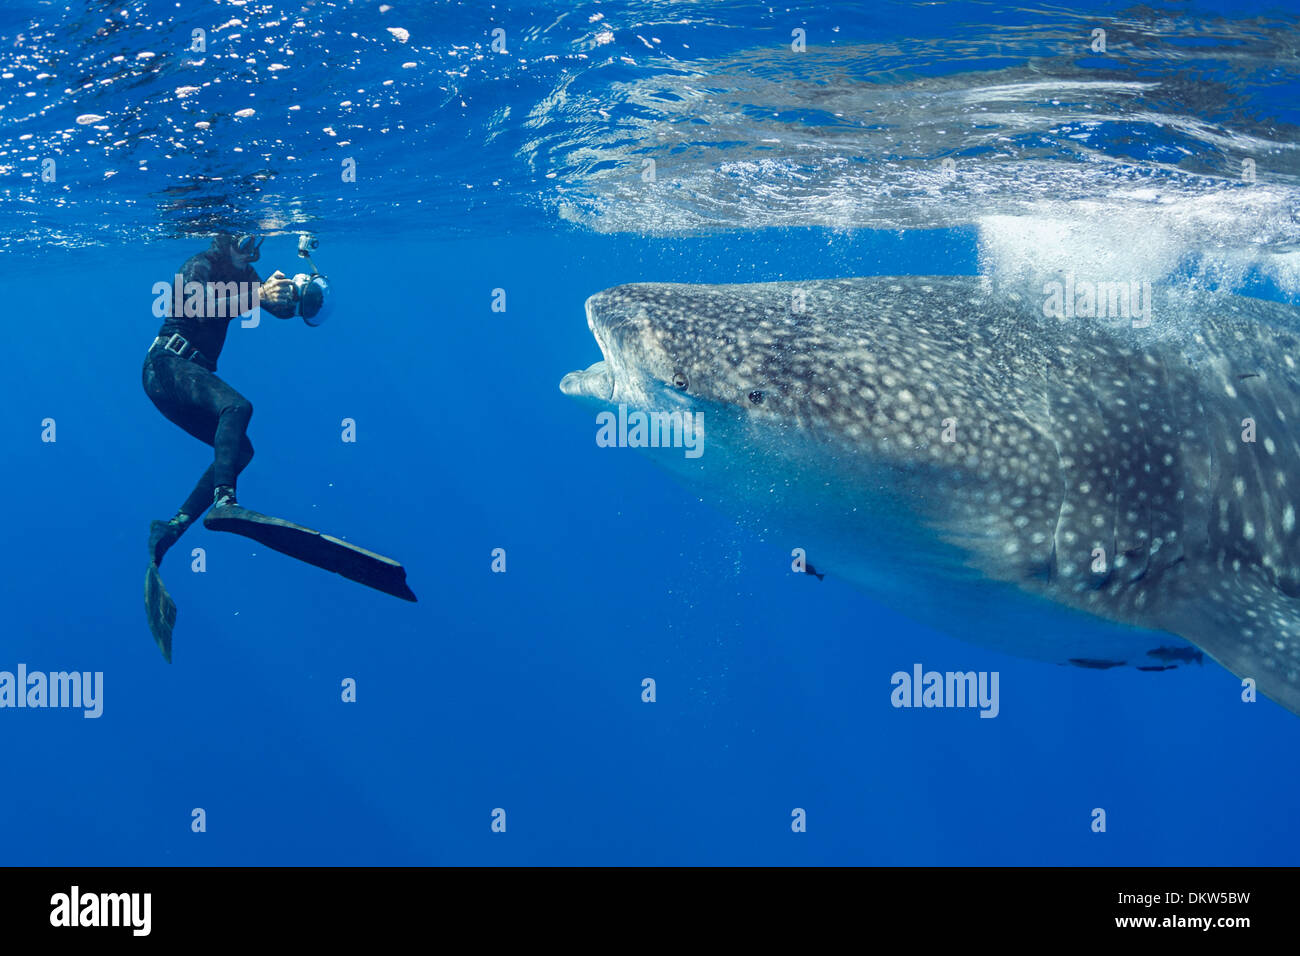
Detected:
left=143, top=241, right=295, bottom=521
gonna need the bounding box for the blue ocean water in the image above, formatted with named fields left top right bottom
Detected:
left=2, top=0, right=1300, bottom=865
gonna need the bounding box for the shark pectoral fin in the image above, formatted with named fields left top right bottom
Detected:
left=1160, top=566, right=1300, bottom=716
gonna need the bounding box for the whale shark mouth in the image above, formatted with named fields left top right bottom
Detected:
left=559, top=358, right=615, bottom=401
left=560, top=294, right=618, bottom=401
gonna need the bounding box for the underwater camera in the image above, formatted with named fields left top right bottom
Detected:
left=292, top=232, right=331, bottom=327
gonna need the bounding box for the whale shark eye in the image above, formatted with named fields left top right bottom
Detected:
left=671, top=371, right=688, bottom=390
left=748, top=390, right=764, bottom=405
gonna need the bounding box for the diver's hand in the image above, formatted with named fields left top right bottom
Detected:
left=260, top=271, right=296, bottom=306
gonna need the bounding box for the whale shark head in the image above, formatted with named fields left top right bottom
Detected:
left=560, top=284, right=731, bottom=412
left=559, top=278, right=1055, bottom=489
left=560, top=279, right=977, bottom=457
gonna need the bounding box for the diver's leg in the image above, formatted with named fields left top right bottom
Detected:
left=210, top=391, right=254, bottom=507
left=175, top=432, right=252, bottom=506
left=142, top=354, right=256, bottom=564
left=178, top=435, right=254, bottom=513
left=144, top=355, right=206, bottom=565
left=147, top=354, right=254, bottom=497
left=176, top=462, right=216, bottom=522
left=151, top=436, right=254, bottom=565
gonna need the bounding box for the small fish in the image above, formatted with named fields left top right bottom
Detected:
left=1067, top=658, right=1128, bottom=670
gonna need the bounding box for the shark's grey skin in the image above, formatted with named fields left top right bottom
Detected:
left=561, top=276, right=1300, bottom=717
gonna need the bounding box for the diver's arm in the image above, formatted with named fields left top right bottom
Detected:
left=257, top=269, right=298, bottom=320
left=176, top=257, right=261, bottom=319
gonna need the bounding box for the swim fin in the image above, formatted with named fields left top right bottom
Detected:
left=203, top=503, right=418, bottom=602
left=145, top=562, right=176, bottom=663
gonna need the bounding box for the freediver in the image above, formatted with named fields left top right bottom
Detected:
left=142, top=232, right=411, bottom=660
left=143, top=232, right=298, bottom=568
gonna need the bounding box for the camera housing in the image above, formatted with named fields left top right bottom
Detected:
left=292, top=273, right=331, bottom=326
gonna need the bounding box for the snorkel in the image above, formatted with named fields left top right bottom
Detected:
left=292, top=232, right=331, bottom=326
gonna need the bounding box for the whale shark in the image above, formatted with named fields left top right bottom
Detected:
left=560, top=276, right=1300, bottom=717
